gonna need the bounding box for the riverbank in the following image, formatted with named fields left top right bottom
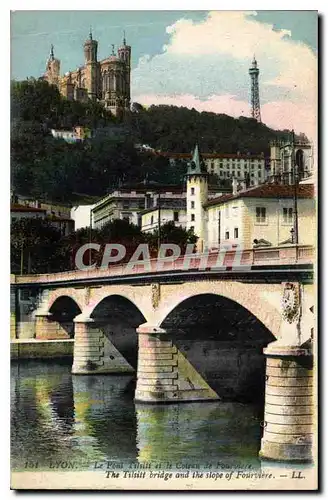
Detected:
left=11, top=338, right=74, bottom=360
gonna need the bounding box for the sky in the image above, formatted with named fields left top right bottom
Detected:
left=11, top=10, right=318, bottom=140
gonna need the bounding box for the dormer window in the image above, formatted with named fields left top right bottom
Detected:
left=191, top=187, right=195, bottom=195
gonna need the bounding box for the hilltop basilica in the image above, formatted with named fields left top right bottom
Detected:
left=43, top=31, right=131, bottom=118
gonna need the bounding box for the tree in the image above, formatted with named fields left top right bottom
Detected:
left=11, top=218, right=64, bottom=274
left=11, top=78, right=305, bottom=202
left=147, top=221, right=198, bottom=257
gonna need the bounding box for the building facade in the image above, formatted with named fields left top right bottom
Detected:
left=204, top=153, right=267, bottom=185
left=141, top=206, right=187, bottom=233
left=160, top=151, right=268, bottom=186
left=269, top=138, right=313, bottom=184
left=44, top=32, right=131, bottom=118
left=92, top=186, right=187, bottom=230
left=204, top=184, right=315, bottom=251
left=11, top=204, right=47, bottom=221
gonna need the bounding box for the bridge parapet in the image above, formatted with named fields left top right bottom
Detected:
left=13, top=244, right=314, bottom=285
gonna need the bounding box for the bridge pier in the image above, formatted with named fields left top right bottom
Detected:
left=260, top=342, right=313, bottom=463
left=72, top=315, right=134, bottom=375
left=35, top=312, right=73, bottom=340
left=135, top=324, right=219, bottom=403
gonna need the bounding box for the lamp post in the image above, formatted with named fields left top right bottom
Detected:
left=157, top=191, right=161, bottom=254
left=89, top=209, right=92, bottom=267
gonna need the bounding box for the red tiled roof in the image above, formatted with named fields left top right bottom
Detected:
left=204, top=184, right=314, bottom=207
left=11, top=204, right=46, bottom=213
left=47, top=215, right=74, bottom=222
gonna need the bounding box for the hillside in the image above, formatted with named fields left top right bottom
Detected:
left=11, top=79, right=305, bottom=203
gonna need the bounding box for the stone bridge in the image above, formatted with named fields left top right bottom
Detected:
left=10, top=245, right=316, bottom=463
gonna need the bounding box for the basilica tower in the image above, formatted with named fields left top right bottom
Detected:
left=117, top=32, right=131, bottom=110
left=45, top=45, right=60, bottom=86
left=84, top=30, right=98, bottom=100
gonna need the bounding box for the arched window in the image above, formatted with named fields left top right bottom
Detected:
left=296, top=149, right=305, bottom=179
left=109, top=71, right=114, bottom=91
left=102, top=71, right=107, bottom=94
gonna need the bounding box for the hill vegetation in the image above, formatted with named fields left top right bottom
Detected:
left=11, top=79, right=304, bottom=203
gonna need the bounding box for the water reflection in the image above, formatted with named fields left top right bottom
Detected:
left=135, top=402, right=262, bottom=468
left=11, top=361, right=262, bottom=471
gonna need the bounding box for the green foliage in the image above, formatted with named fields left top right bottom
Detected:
left=11, top=216, right=198, bottom=273
left=11, top=218, right=64, bottom=274
left=11, top=79, right=305, bottom=203
left=147, top=221, right=198, bottom=257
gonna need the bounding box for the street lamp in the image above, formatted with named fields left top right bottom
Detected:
left=157, top=191, right=161, bottom=254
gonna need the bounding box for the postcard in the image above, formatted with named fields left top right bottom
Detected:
left=10, top=9, right=317, bottom=491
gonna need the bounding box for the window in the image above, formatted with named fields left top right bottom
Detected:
left=283, top=207, right=293, bottom=223
left=232, top=206, right=238, bottom=217
left=191, top=187, right=195, bottom=195
left=20, top=289, right=30, bottom=301
left=190, top=226, right=194, bottom=232
left=191, top=214, right=195, bottom=221
left=151, top=215, right=154, bottom=225
left=191, top=201, right=195, bottom=209
left=234, top=227, right=239, bottom=239
left=174, top=211, right=179, bottom=222
left=123, top=201, right=130, bottom=209
left=256, top=207, right=266, bottom=223
left=225, top=230, right=229, bottom=240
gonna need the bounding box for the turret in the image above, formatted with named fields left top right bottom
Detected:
left=83, top=29, right=98, bottom=100
left=84, top=29, right=98, bottom=64
left=186, top=144, right=209, bottom=252
left=45, top=45, right=60, bottom=86
left=117, top=32, right=131, bottom=109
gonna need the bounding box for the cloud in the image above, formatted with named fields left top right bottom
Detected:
left=131, top=11, right=317, bottom=140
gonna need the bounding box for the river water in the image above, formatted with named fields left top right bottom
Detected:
left=11, top=360, right=265, bottom=472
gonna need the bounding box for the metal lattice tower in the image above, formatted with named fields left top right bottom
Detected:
left=249, top=56, right=261, bottom=122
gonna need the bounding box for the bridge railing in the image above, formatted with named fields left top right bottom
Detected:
left=12, top=244, right=314, bottom=284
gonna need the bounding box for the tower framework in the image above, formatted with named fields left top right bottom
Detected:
left=249, top=56, right=261, bottom=122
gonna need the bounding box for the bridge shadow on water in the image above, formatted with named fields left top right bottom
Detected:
left=11, top=361, right=263, bottom=470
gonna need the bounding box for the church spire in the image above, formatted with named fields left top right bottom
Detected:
left=49, top=44, right=54, bottom=61
left=187, top=143, right=207, bottom=175
left=89, top=26, right=93, bottom=40
left=123, top=30, right=126, bottom=45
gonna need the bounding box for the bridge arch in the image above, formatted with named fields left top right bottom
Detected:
left=48, top=295, right=83, bottom=339
left=156, top=281, right=282, bottom=337
left=47, top=291, right=85, bottom=316
left=157, top=291, right=277, bottom=403
left=88, top=294, right=146, bottom=370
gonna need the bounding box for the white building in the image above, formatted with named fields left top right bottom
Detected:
left=141, top=206, right=187, bottom=233
left=92, top=185, right=187, bottom=230
left=71, top=204, right=95, bottom=230
left=204, top=152, right=267, bottom=186
left=185, top=145, right=315, bottom=251
left=161, top=151, right=268, bottom=186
